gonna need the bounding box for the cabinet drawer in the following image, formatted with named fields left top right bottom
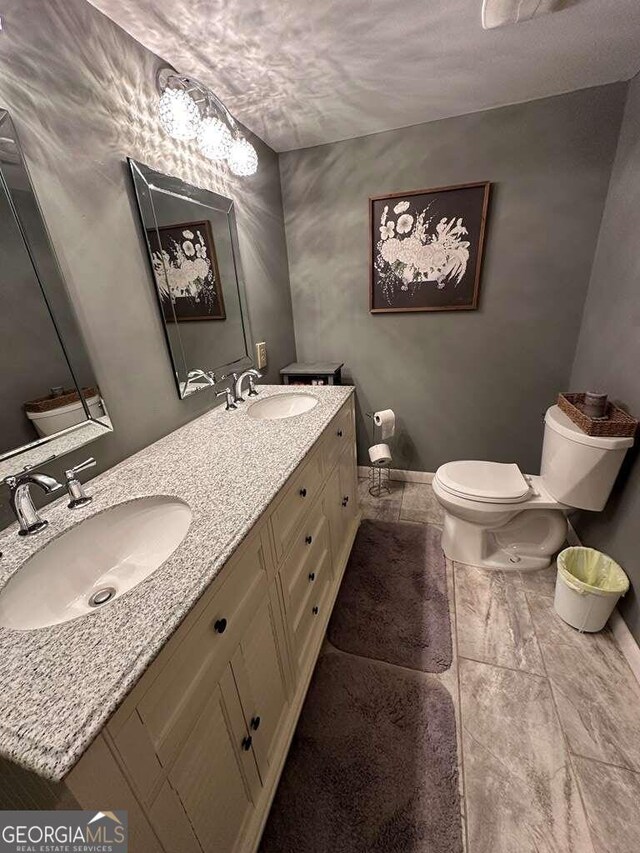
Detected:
left=290, top=545, right=332, bottom=673
left=136, top=533, right=269, bottom=766
left=270, top=447, right=323, bottom=562
left=280, top=501, right=331, bottom=627
left=323, top=401, right=354, bottom=474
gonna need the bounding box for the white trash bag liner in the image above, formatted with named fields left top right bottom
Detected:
left=554, top=546, right=629, bottom=632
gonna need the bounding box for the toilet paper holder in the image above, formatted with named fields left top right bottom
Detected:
left=366, top=411, right=391, bottom=498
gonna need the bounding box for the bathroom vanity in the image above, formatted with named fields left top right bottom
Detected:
left=0, top=386, right=359, bottom=853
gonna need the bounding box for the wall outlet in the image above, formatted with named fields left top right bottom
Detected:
left=255, top=341, right=267, bottom=369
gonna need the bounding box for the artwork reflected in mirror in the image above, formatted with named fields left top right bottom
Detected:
left=0, top=109, right=112, bottom=481
left=129, top=159, right=253, bottom=399
left=148, top=220, right=226, bottom=322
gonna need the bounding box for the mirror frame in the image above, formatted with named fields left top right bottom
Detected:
left=128, top=158, right=254, bottom=400
left=0, top=110, right=112, bottom=478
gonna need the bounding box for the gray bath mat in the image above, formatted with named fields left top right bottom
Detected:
left=260, top=651, right=462, bottom=853
left=328, top=520, right=452, bottom=672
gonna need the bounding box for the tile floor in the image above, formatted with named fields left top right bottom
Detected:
left=357, top=477, right=640, bottom=853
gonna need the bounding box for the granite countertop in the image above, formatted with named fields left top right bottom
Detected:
left=0, top=385, right=354, bottom=781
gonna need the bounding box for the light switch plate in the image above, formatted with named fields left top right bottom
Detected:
left=255, top=341, right=267, bottom=369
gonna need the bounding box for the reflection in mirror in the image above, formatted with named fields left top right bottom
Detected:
left=0, top=110, right=112, bottom=481
left=128, top=159, right=254, bottom=399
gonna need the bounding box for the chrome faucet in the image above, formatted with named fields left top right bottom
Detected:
left=234, top=369, right=262, bottom=403
left=184, top=369, right=216, bottom=394
left=3, top=466, right=63, bottom=536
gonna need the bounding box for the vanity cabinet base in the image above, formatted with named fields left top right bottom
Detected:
left=0, top=396, right=360, bottom=853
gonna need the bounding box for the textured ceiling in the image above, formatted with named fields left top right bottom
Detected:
left=88, top=0, right=640, bottom=152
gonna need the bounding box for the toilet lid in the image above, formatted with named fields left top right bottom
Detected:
left=435, top=461, right=531, bottom=503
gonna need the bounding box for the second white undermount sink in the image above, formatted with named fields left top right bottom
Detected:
left=247, top=392, right=318, bottom=421
left=0, top=495, right=192, bottom=631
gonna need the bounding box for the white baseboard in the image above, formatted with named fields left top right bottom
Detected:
left=357, top=466, right=434, bottom=484
left=564, top=520, right=640, bottom=687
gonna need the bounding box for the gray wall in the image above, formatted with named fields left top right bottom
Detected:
left=570, top=74, right=640, bottom=641
left=0, top=0, right=296, bottom=526
left=280, top=86, right=626, bottom=473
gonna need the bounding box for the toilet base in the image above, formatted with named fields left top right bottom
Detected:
left=441, top=508, right=568, bottom=572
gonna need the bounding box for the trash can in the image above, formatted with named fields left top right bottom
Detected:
left=554, top=546, right=629, bottom=632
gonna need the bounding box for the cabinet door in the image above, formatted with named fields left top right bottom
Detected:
left=231, top=584, right=290, bottom=782
left=338, top=441, right=358, bottom=533
left=167, top=666, right=260, bottom=853
left=338, top=444, right=358, bottom=526
left=324, top=465, right=346, bottom=568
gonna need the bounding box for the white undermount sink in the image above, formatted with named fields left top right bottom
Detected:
left=247, top=392, right=318, bottom=421
left=0, top=496, right=192, bottom=631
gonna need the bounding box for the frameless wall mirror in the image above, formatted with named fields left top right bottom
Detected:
left=0, top=110, right=112, bottom=481
left=128, top=159, right=254, bottom=399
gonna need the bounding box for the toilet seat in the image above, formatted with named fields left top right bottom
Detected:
left=435, top=461, right=531, bottom=504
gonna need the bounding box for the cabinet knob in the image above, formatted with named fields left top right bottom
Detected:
left=250, top=716, right=261, bottom=731
left=214, top=618, right=228, bottom=634
left=241, top=735, right=253, bottom=751
left=312, top=605, right=319, bottom=615
left=341, top=496, right=349, bottom=507
left=308, top=572, right=316, bottom=582
left=299, top=488, right=307, bottom=498
left=305, top=535, right=313, bottom=545
left=337, top=429, right=343, bottom=437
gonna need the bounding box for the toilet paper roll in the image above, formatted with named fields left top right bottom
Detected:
left=369, top=443, right=392, bottom=466
left=373, top=409, right=395, bottom=439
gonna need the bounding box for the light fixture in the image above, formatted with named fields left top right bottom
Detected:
left=156, top=69, right=258, bottom=176
left=197, top=115, right=232, bottom=161
left=158, top=88, right=201, bottom=141
left=228, top=137, right=258, bottom=177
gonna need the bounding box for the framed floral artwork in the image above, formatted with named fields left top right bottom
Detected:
left=147, top=219, right=226, bottom=321
left=369, top=182, right=490, bottom=313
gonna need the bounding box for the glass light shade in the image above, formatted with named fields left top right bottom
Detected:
left=228, top=137, right=258, bottom=176
left=158, top=88, right=201, bottom=141
left=197, top=116, right=232, bottom=161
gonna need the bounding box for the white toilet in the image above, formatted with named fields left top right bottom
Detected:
left=433, top=405, right=634, bottom=571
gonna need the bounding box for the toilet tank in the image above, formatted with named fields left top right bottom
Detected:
left=541, top=405, right=634, bottom=511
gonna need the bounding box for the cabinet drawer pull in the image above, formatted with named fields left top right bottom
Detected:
left=213, top=618, right=228, bottom=634
left=241, top=735, right=253, bottom=751
left=299, top=488, right=307, bottom=498
left=341, top=496, right=349, bottom=507
left=336, top=429, right=343, bottom=437
left=250, top=716, right=261, bottom=731
left=312, top=605, right=319, bottom=615
left=305, top=535, right=313, bottom=545
left=308, top=572, right=316, bottom=582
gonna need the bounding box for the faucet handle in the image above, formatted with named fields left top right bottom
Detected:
left=248, top=373, right=260, bottom=396
left=64, top=457, right=96, bottom=479
left=65, top=458, right=96, bottom=509
left=216, top=388, right=237, bottom=411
